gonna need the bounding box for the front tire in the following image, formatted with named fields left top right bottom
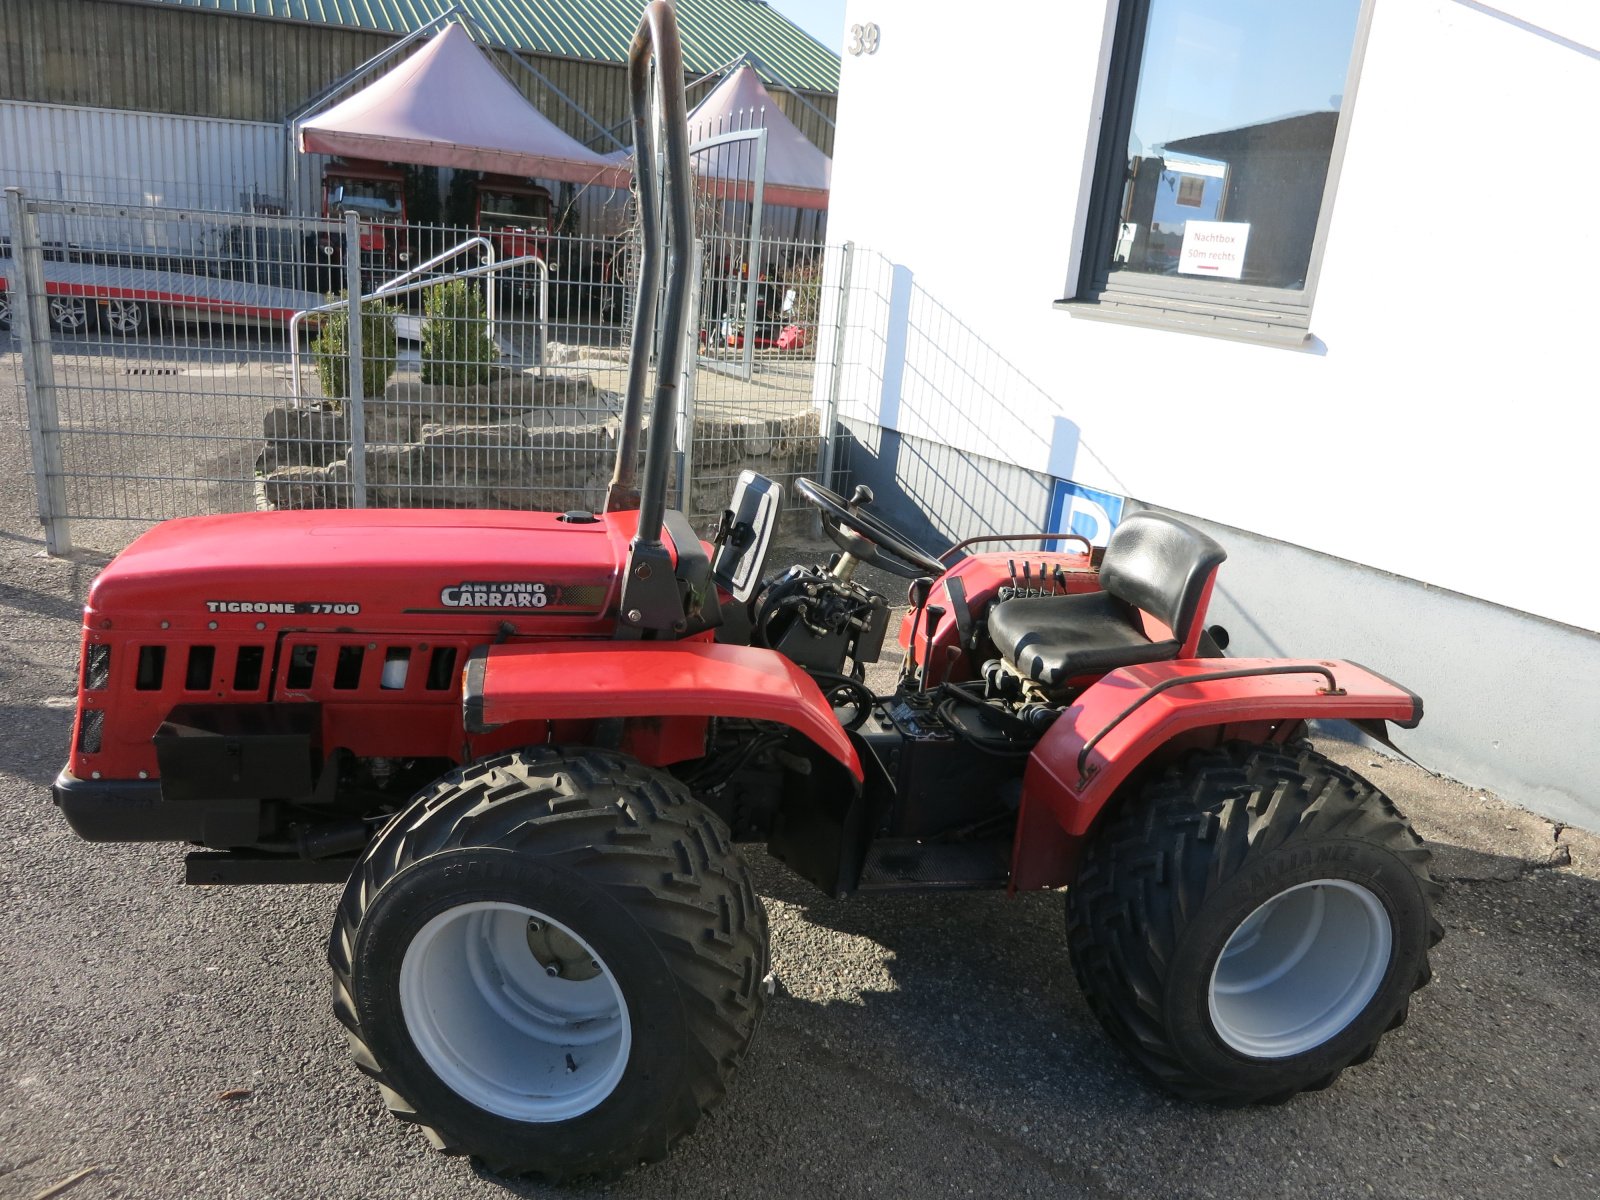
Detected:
left=1066, top=742, right=1442, bottom=1105
left=330, top=748, right=769, bottom=1180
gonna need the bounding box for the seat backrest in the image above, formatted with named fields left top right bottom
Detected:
left=1099, top=512, right=1227, bottom=645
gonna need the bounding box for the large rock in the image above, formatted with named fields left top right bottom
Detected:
left=261, top=405, right=347, bottom=467
left=259, top=362, right=822, bottom=522
left=418, top=422, right=533, bottom=499
left=262, top=464, right=329, bottom=509
left=692, top=409, right=820, bottom=469
left=362, top=443, right=426, bottom=487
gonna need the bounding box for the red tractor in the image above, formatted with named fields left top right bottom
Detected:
left=54, top=3, right=1441, bottom=1182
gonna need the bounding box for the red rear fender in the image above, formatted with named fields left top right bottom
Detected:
left=1012, top=658, right=1421, bottom=889
left=465, top=642, right=862, bottom=780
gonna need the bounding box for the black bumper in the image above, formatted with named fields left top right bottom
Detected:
left=52, top=769, right=252, bottom=844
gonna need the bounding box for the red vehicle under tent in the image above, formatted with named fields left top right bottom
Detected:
left=52, top=3, right=1444, bottom=1184
left=295, top=21, right=630, bottom=305
left=313, top=159, right=410, bottom=292
left=472, top=174, right=554, bottom=302
left=312, top=161, right=593, bottom=311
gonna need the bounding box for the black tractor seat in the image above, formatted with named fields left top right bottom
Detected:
left=988, top=512, right=1226, bottom=689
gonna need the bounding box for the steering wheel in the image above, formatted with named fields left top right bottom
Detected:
left=794, top=478, right=946, bottom=579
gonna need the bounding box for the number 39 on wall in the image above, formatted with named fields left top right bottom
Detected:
left=847, top=22, right=880, bottom=55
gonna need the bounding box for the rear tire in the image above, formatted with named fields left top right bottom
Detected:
left=329, top=747, right=769, bottom=1180
left=1066, top=742, right=1442, bottom=1105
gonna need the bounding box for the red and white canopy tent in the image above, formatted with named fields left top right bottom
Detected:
left=685, top=65, right=831, bottom=211
left=297, top=22, right=628, bottom=190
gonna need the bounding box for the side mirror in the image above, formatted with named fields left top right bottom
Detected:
left=711, top=471, right=783, bottom=603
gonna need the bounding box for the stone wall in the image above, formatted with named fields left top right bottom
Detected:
left=258, top=366, right=820, bottom=525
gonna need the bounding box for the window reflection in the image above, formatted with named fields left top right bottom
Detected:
left=1110, top=0, right=1361, bottom=291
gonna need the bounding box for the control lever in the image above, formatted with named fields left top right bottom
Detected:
left=900, top=577, right=934, bottom=686
left=921, top=604, right=946, bottom=690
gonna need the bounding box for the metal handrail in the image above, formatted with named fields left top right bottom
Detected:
left=287, top=249, right=548, bottom=401
left=939, top=531, right=1095, bottom=562
left=372, top=236, right=500, bottom=359
left=371, top=236, right=496, bottom=298
left=1075, top=663, right=1345, bottom=783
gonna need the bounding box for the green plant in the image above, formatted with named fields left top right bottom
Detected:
left=311, top=294, right=399, bottom=406
left=421, top=279, right=496, bottom=387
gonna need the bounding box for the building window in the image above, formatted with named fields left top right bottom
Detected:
left=1070, top=0, right=1371, bottom=341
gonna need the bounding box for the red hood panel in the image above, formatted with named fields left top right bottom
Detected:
left=88, top=509, right=643, bottom=631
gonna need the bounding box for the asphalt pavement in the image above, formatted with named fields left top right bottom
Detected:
left=1, top=342, right=1597, bottom=1199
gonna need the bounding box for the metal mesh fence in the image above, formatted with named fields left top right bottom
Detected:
left=2, top=196, right=343, bottom=553
left=3, top=189, right=835, bottom=554
left=821, top=246, right=1073, bottom=548
left=685, top=235, right=833, bottom=532
left=5, top=182, right=1076, bottom=564
left=683, top=108, right=830, bottom=534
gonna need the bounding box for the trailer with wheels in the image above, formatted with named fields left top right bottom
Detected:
left=51, top=1, right=1443, bottom=1182
left=0, top=250, right=322, bottom=335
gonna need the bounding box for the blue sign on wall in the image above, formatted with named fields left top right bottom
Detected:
left=1047, top=479, right=1125, bottom=551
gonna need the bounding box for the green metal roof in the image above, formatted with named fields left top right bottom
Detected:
left=124, top=0, right=841, bottom=92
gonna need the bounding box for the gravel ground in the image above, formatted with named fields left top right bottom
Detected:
left=2, top=337, right=1598, bottom=1200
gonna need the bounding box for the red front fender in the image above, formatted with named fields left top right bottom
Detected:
left=464, top=641, right=862, bottom=781
left=1012, top=658, right=1421, bottom=890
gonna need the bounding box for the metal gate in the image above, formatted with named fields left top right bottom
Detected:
left=673, top=122, right=835, bottom=528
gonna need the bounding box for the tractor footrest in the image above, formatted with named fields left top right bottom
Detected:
left=856, top=838, right=1010, bottom=891
left=185, top=851, right=357, bottom=886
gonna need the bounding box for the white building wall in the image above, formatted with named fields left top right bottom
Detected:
left=824, top=0, right=1600, bottom=634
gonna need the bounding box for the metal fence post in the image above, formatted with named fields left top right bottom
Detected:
left=676, top=237, right=703, bottom=516
left=5, top=187, right=73, bottom=555
left=742, top=128, right=769, bottom=383
left=816, top=239, right=854, bottom=498
left=343, top=210, right=368, bottom=508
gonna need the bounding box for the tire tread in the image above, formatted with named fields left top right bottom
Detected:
left=1066, top=741, right=1442, bottom=1105
left=329, top=746, right=768, bottom=1180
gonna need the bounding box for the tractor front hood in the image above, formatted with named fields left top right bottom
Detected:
left=86, top=509, right=648, bottom=632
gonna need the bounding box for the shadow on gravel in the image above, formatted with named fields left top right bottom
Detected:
left=727, top=833, right=1600, bottom=1134
left=0, top=704, right=74, bottom=784
left=0, top=581, right=89, bottom=623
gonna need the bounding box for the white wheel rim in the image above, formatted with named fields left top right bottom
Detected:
left=1208, top=879, right=1392, bottom=1058
left=399, top=901, right=631, bottom=1122
left=51, top=298, right=87, bottom=330
left=105, top=300, right=143, bottom=333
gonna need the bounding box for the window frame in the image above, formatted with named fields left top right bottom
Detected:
left=1059, top=0, right=1379, bottom=345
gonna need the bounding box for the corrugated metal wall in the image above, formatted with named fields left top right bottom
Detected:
left=0, top=100, right=320, bottom=222
left=0, top=0, right=837, bottom=156
left=0, top=0, right=396, bottom=127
